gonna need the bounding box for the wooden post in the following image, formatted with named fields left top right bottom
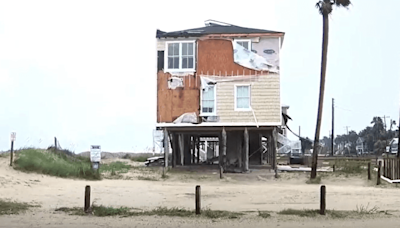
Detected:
left=54, top=137, right=57, bottom=151
left=333, top=164, right=335, bottom=172
left=383, top=159, right=386, bottom=177
left=222, top=127, right=227, bottom=170
left=368, top=162, right=371, bottom=180
left=259, top=133, right=263, bottom=165
left=244, top=127, right=249, bottom=172
left=179, top=134, right=184, bottom=166
left=196, top=136, right=200, bottom=164
left=163, top=128, right=169, bottom=168
left=377, top=161, right=381, bottom=185
left=190, top=136, right=196, bottom=165
left=172, top=134, right=176, bottom=168
left=320, top=185, right=326, bottom=215
left=220, top=165, right=223, bottom=179
left=195, top=185, right=201, bottom=215
left=10, top=141, right=14, bottom=166
left=272, top=128, right=278, bottom=171
left=84, top=185, right=91, bottom=212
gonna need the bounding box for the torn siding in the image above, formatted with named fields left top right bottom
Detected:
left=232, top=41, right=278, bottom=73
left=252, top=37, right=280, bottom=69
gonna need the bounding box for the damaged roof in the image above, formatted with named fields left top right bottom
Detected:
left=156, top=20, right=284, bottom=38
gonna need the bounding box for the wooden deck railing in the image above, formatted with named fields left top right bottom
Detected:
left=383, top=158, right=400, bottom=180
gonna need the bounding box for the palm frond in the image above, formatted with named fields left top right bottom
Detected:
left=315, top=0, right=334, bottom=15
left=316, top=0, right=351, bottom=15
left=334, top=0, right=351, bottom=7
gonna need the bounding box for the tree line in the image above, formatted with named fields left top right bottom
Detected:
left=315, top=117, right=398, bottom=155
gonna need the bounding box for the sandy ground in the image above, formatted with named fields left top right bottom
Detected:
left=1, top=155, right=400, bottom=227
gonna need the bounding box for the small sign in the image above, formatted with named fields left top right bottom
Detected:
left=90, top=145, right=101, bottom=162
left=10, top=132, right=16, bottom=142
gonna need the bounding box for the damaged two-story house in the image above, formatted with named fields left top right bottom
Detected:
left=155, top=20, right=290, bottom=172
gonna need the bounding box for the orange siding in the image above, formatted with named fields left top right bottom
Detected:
left=197, top=39, right=259, bottom=76
left=157, top=71, right=200, bottom=123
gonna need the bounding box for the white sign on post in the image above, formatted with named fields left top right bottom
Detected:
left=10, top=132, right=16, bottom=142
left=90, top=145, right=101, bottom=163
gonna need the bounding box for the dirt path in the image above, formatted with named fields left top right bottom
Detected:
left=1, top=156, right=400, bottom=227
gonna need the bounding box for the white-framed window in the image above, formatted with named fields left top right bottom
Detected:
left=165, top=41, right=196, bottom=72
left=235, top=39, right=252, bottom=51
left=234, top=84, right=251, bottom=111
left=200, top=85, right=216, bottom=116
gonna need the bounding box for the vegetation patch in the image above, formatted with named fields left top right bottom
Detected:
left=137, top=175, right=159, bottom=181
left=14, top=148, right=101, bottom=180
left=306, top=176, right=322, bottom=184
left=278, top=205, right=385, bottom=219
left=57, top=205, right=243, bottom=219
left=100, top=161, right=130, bottom=174
left=0, top=199, right=40, bottom=215
left=13, top=149, right=135, bottom=180
left=332, top=159, right=370, bottom=174
left=258, top=210, right=272, bottom=218
left=130, top=156, right=149, bottom=163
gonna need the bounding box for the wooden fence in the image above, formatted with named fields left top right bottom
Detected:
left=383, top=158, right=400, bottom=180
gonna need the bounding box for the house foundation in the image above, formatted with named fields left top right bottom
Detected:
left=159, top=126, right=278, bottom=172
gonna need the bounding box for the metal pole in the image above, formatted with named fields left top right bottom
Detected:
left=331, top=98, right=334, bottom=156
left=398, top=110, right=400, bottom=157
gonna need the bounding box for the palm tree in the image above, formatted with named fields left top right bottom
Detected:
left=311, top=0, right=351, bottom=179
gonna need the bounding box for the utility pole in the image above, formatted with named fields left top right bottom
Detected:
left=382, top=115, right=390, bottom=131
left=299, top=126, right=301, bottom=137
left=344, top=126, right=350, bottom=155
left=398, top=108, right=400, bottom=157
left=331, top=98, right=334, bottom=156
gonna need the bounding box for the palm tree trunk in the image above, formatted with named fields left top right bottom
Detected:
left=311, top=13, right=329, bottom=179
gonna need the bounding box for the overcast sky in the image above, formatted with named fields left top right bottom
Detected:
left=0, top=0, right=399, bottom=153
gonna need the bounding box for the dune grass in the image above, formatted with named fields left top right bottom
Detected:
left=130, top=156, right=149, bottom=162
left=331, top=159, right=370, bottom=174
left=100, top=161, right=131, bottom=174
left=13, top=148, right=135, bottom=180
left=14, top=148, right=101, bottom=180
left=278, top=204, right=385, bottom=219
left=0, top=199, right=40, bottom=215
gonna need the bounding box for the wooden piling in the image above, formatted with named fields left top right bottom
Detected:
left=9, top=141, right=14, bottom=167
left=84, top=185, right=91, bottom=213
left=320, top=185, right=326, bottom=215
left=333, top=164, right=335, bottom=172
left=195, top=185, right=201, bottom=215
left=163, top=128, right=169, bottom=168
left=222, top=127, right=227, bottom=170
left=196, top=136, right=200, bottom=164
left=368, top=162, right=371, bottom=180
left=244, top=127, right=249, bottom=172
left=377, top=161, right=381, bottom=185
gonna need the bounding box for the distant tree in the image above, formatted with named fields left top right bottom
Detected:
left=359, top=126, right=374, bottom=153
left=348, top=130, right=358, bottom=154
